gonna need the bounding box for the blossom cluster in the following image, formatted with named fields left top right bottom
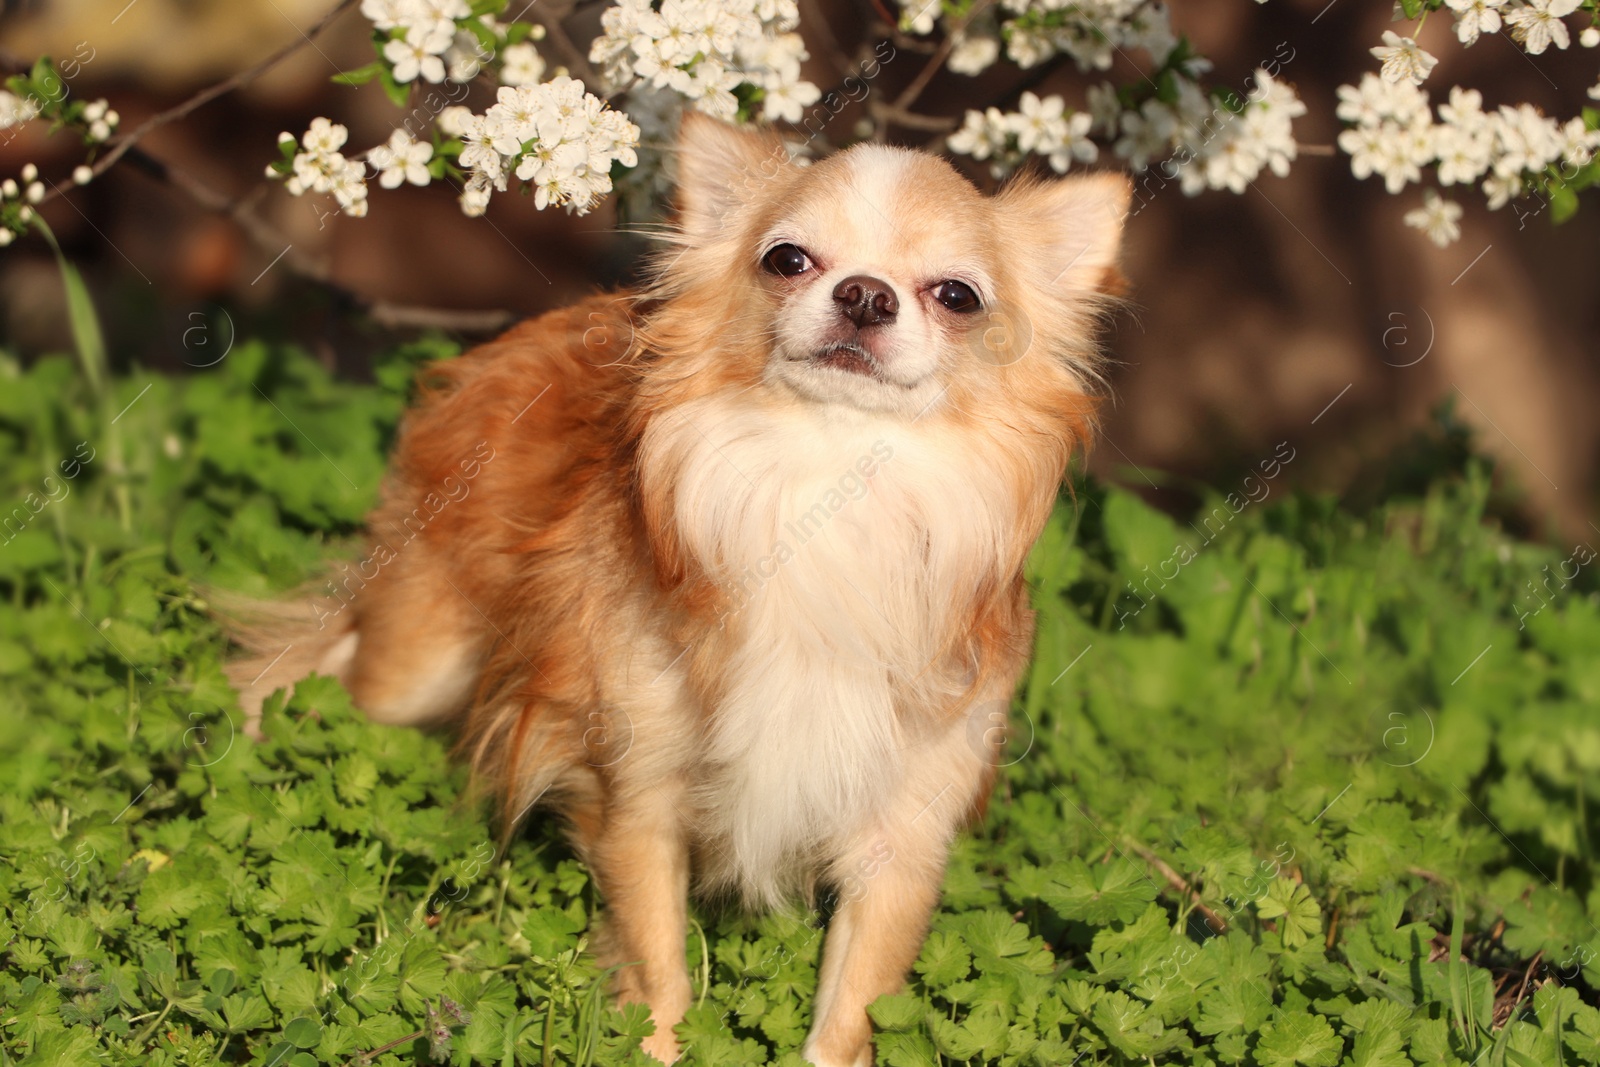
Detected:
left=906, top=0, right=1181, bottom=75
left=0, top=163, right=45, bottom=247
left=362, top=0, right=476, bottom=84
left=1335, top=2, right=1600, bottom=245
left=590, top=0, right=822, bottom=123
left=443, top=77, right=641, bottom=216
left=0, top=71, right=121, bottom=243
left=1339, top=76, right=1598, bottom=195
left=276, top=117, right=372, bottom=218
left=350, top=0, right=548, bottom=98
left=948, top=93, right=1098, bottom=176
left=0, top=87, right=118, bottom=143
left=949, top=68, right=1305, bottom=197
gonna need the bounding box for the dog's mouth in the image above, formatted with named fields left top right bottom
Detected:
left=811, top=343, right=881, bottom=379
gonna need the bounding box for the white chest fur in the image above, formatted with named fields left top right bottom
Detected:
left=641, top=397, right=1020, bottom=905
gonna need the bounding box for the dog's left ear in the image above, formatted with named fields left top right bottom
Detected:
left=995, top=172, right=1132, bottom=297
left=673, top=111, right=790, bottom=244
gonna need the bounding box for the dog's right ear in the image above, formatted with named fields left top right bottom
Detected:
left=673, top=111, right=790, bottom=244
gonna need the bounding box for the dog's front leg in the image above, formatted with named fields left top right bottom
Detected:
left=800, top=767, right=982, bottom=1067
left=589, top=781, right=694, bottom=1064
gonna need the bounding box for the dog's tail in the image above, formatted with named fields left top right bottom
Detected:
left=211, top=587, right=359, bottom=737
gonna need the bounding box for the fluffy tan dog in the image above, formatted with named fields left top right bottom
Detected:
left=229, top=113, right=1129, bottom=1066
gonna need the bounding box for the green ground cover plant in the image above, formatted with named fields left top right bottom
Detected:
left=1, top=330, right=1598, bottom=1067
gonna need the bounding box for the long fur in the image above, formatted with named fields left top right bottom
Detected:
left=221, top=114, right=1130, bottom=1067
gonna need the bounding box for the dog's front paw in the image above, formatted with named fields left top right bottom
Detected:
left=798, top=1039, right=872, bottom=1067
left=640, top=1028, right=681, bottom=1064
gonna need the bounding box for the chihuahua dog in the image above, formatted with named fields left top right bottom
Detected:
left=228, top=112, right=1129, bottom=1066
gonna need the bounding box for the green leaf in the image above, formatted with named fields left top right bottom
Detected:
left=1256, top=879, right=1321, bottom=948
left=1256, top=1011, right=1341, bottom=1067
left=331, top=61, right=385, bottom=86
left=1041, top=856, right=1159, bottom=924
left=33, top=218, right=107, bottom=394
left=284, top=1016, right=323, bottom=1049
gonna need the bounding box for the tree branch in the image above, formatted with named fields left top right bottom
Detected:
left=528, top=0, right=606, bottom=95
left=799, top=0, right=861, bottom=81
left=871, top=104, right=956, bottom=132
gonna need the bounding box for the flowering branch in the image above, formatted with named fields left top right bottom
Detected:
left=1334, top=1, right=1600, bottom=247
left=3, top=0, right=1598, bottom=318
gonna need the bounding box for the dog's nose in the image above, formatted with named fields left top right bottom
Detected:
left=832, top=275, right=898, bottom=329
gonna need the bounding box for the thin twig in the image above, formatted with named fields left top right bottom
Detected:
left=39, top=0, right=362, bottom=206
left=799, top=0, right=860, bottom=80
left=342, top=1028, right=425, bottom=1066
left=871, top=104, right=957, bottom=132
left=1512, top=952, right=1542, bottom=1007
left=1124, top=838, right=1229, bottom=933
left=889, top=0, right=993, bottom=116
left=528, top=0, right=606, bottom=95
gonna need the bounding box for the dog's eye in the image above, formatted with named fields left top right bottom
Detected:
left=762, top=244, right=813, bottom=277
left=933, top=280, right=981, bottom=313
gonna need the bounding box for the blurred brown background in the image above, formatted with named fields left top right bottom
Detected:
left=2, top=0, right=1596, bottom=541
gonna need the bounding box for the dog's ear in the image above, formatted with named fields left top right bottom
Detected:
left=673, top=111, right=790, bottom=243
left=995, top=172, right=1132, bottom=297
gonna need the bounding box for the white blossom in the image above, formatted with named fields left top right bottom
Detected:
left=83, top=98, right=120, bottom=142
left=331, top=157, right=369, bottom=216
left=948, top=32, right=1002, bottom=76
left=1371, top=31, right=1439, bottom=86
left=762, top=79, right=821, bottom=123
left=0, top=90, right=40, bottom=130
left=460, top=173, right=494, bottom=216
left=1086, top=82, right=1122, bottom=137
left=1504, top=0, right=1581, bottom=54
left=385, top=29, right=450, bottom=84
left=1336, top=73, right=1429, bottom=128
left=1446, top=0, right=1504, bottom=45
left=1482, top=172, right=1522, bottom=208
left=1557, top=115, right=1597, bottom=167
left=499, top=42, right=547, bottom=86
left=302, top=117, right=348, bottom=157
left=1113, top=99, right=1176, bottom=171
left=947, top=107, right=1008, bottom=161
left=444, top=29, right=488, bottom=82
left=1433, top=125, right=1493, bottom=184
left=1404, top=189, right=1463, bottom=245
left=370, top=129, right=434, bottom=188
left=437, top=106, right=475, bottom=137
